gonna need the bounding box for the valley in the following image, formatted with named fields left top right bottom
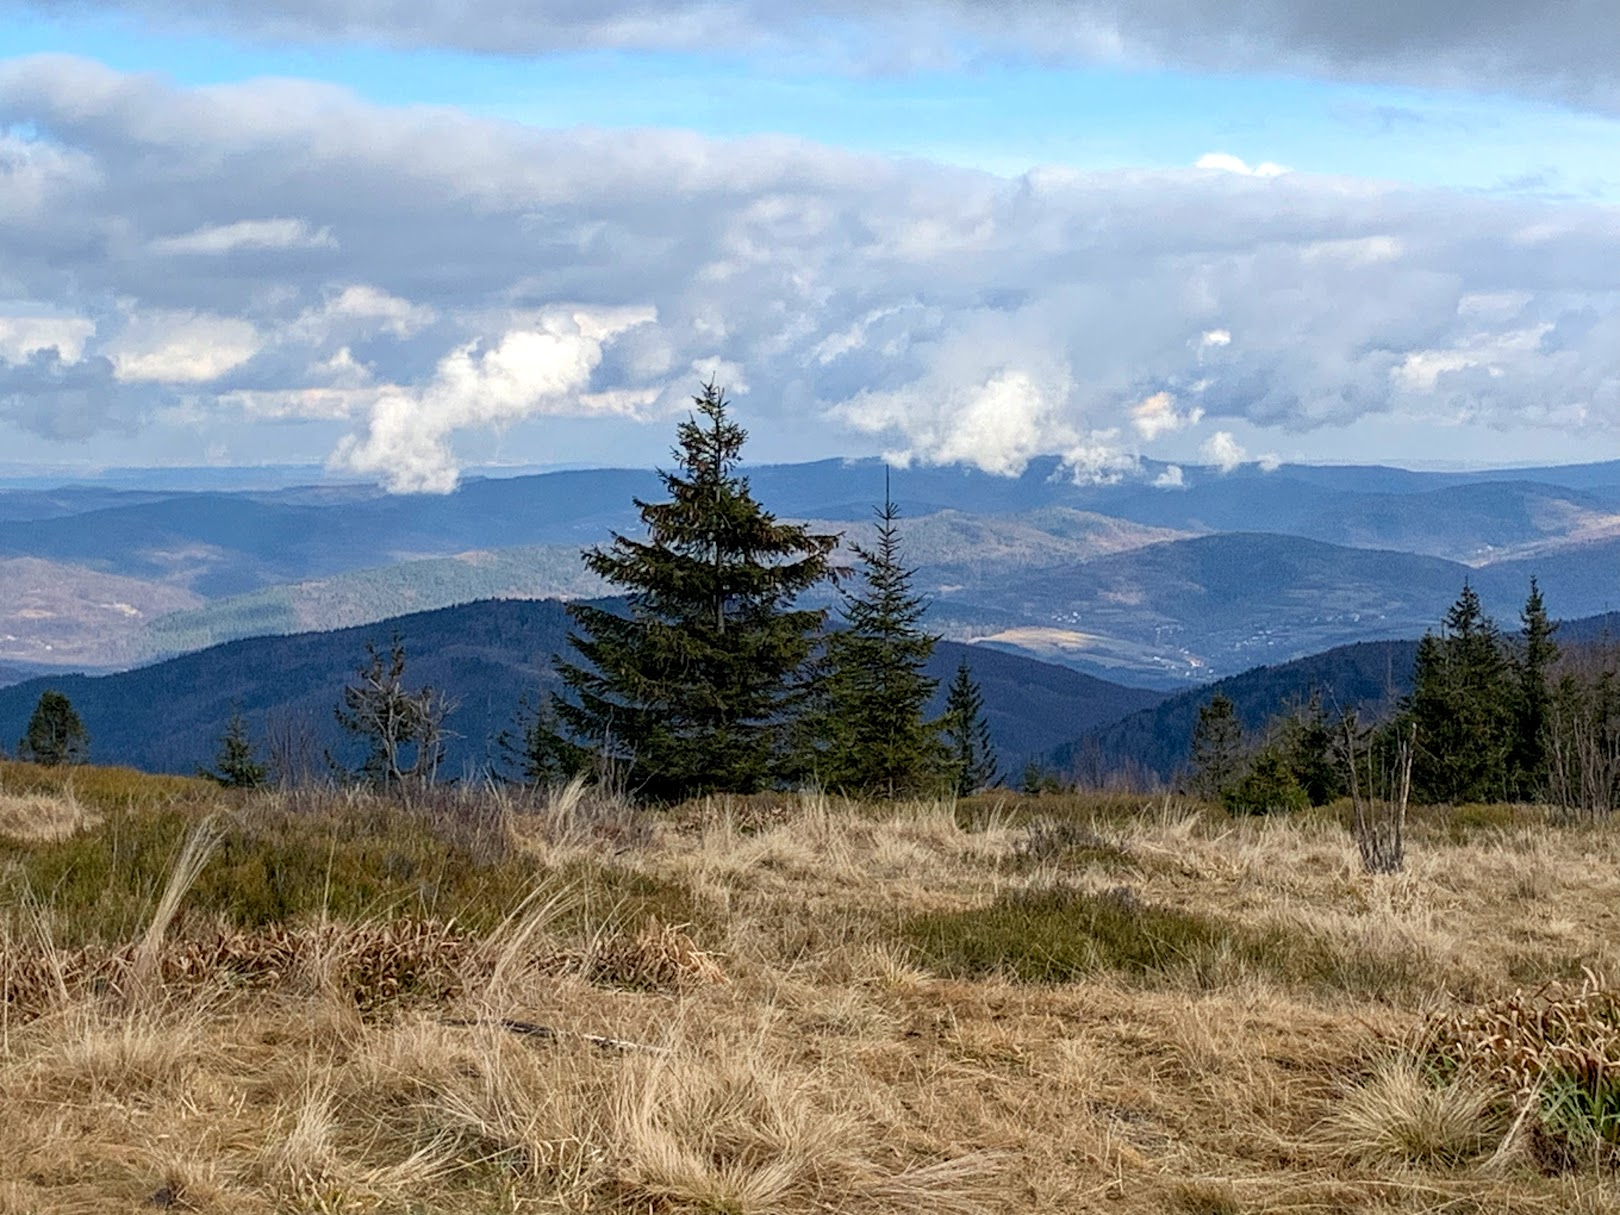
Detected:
left=4, top=456, right=1620, bottom=691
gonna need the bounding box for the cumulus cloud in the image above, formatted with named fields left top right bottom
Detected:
left=330, top=307, right=655, bottom=492
left=1200, top=431, right=1281, bottom=475
left=1200, top=430, right=1247, bottom=474
left=14, top=0, right=1620, bottom=111
left=1130, top=391, right=1203, bottom=441
left=106, top=310, right=262, bottom=383
left=4, top=58, right=1620, bottom=488
left=1153, top=463, right=1185, bottom=488
left=0, top=313, right=94, bottom=364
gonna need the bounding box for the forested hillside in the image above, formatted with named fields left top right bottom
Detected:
left=0, top=598, right=1160, bottom=779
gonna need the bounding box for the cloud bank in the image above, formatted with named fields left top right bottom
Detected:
left=4, top=56, right=1620, bottom=490
left=13, top=0, right=1620, bottom=111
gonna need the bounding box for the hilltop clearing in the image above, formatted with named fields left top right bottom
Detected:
left=4, top=764, right=1620, bottom=1212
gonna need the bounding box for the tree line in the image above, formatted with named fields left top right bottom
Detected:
left=1186, top=576, right=1620, bottom=815
left=5, top=382, right=1000, bottom=803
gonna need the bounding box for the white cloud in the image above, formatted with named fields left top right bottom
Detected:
left=1063, top=435, right=1141, bottom=485
left=150, top=217, right=336, bottom=256
left=0, top=314, right=94, bottom=364
left=1153, top=463, right=1186, bottom=488
left=106, top=311, right=261, bottom=383
left=1392, top=324, right=1554, bottom=392
left=1195, top=152, right=1289, bottom=178
left=838, top=364, right=1076, bottom=477
left=5, top=60, right=1620, bottom=484
left=1200, top=430, right=1248, bottom=474
left=1130, top=391, right=1203, bottom=440
left=329, top=306, right=655, bottom=492
left=1199, top=431, right=1282, bottom=474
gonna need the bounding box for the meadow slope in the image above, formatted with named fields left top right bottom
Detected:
left=3, top=764, right=1620, bottom=1212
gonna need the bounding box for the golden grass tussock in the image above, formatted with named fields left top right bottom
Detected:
left=0, top=792, right=96, bottom=843
left=17, top=782, right=1620, bottom=1211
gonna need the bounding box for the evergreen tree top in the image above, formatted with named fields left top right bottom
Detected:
left=589, top=381, right=836, bottom=629
left=1443, top=582, right=1495, bottom=639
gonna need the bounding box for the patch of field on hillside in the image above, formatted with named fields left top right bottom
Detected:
left=4, top=773, right=1620, bottom=1212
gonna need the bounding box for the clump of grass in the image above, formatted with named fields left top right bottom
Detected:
left=585, top=917, right=726, bottom=992
left=1009, top=819, right=1136, bottom=873
left=905, top=885, right=1234, bottom=983
left=905, top=882, right=1438, bottom=999
left=3, top=919, right=471, bottom=1020
left=0, top=799, right=544, bottom=945
left=1320, top=1058, right=1502, bottom=1168
left=1420, top=974, right=1620, bottom=1169
left=0, top=792, right=95, bottom=843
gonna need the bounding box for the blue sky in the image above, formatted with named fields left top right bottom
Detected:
left=3, top=0, right=1620, bottom=484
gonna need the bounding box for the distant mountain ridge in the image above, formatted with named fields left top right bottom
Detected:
left=0, top=598, right=1162, bottom=779
left=6, top=454, right=1620, bottom=686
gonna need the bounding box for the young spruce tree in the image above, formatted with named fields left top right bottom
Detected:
left=816, top=477, right=941, bottom=798
left=1187, top=693, right=1242, bottom=801
left=18, top=690, right=87, bottom=767
left=942, top=658, right=998, bottom=796
left=1511, top=577, right=1559, bottom=799
left=552, top=381, right=836, bottom=800
left=1406, top=582, right=1516, bottom=804
left=202, top=705, right=268, bottom=789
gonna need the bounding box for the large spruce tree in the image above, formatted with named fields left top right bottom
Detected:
left=815, top=479, right=941, bottom=798
left=552, top=381, right=836, bottom=800
left=1407, top=582, right=1516, bottom=803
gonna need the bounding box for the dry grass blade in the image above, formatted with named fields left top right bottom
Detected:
left=131, top=817, right=223, bottom=994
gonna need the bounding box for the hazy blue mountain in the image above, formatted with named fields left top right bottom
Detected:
left=938, top=532, right=1475, bottom=686
left=1290, top=481, right=1619, bottom=562
left=0, top=598, right=1159, bottom=779
left=1478, top=540, right=1620, bottom=620
left=6, top=455, right=1620, bottom=681
left=6, top=455, right=1620, bottom=596
left=1051, top=639, right=1420, bottom=783
left=0, top=487, right=183, bottom=523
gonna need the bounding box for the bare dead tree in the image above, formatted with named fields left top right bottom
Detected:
left=1344, top=715, right=1413, bottom=875
left=335, top=634, right=460, bottom=792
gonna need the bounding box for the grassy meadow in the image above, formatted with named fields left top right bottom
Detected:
left=4, top=761, right=1620, bottom=1212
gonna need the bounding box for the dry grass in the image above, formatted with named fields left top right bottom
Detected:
left=10, top=778, right=1620, bottom=1211
left=0, top=791, right=96, bottom=843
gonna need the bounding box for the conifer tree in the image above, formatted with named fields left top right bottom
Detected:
left=552, top=381, right=837, bottom=800
left=1407, top=582, right=1516, bottom=803
left=1281, top=691, right=1343, bottom=806
left=815, top=478, right=942, bottom=798
left=1512, top=577, right=1559, bottom=798
left=1188, top=693, right=1242, bottom=800
left=499, top=694, right=583, bottom=787
left=202, top=706, right=268, bottom=788
left=18, top=689, right=87, bottom=767
left=942, top=657, right=998, bottom=796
